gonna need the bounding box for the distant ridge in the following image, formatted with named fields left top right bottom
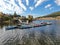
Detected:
left=35, top=11, right=60, bottom=20
left=43, top=11, right=60, bottom=17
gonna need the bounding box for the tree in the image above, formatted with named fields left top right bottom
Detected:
left=28, top=15, right=33, bottom=22
left=13, top=12, right=17, bottom=17
left=0, top=12, right=3, bottom=18
left=13, top=12, right=21, bottom=19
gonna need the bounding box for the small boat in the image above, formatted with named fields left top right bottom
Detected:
left=34, top=24, right=41, bottom=27
left=46, top=22, right=52, bottom=25
left=17, top=25, right=32, bottom=29
left=6, top=22, right=52, bottom=30
left=17, top=24, right=21, bottom=26
left=41, top=22, right=52, bottom=25
left=6, top=26, right=18, bottom=30
left=18, top=23, right=47, bottom=29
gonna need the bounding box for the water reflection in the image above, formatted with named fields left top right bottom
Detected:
left=0, top=20, right=60, bottom=45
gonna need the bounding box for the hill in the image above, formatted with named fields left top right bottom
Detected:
left=35, top=11, right=60, bottom=20
left=43, top=11, right=60, bottom=17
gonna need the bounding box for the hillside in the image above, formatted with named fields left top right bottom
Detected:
left=35, top=11, right=60, bottom=20
left=43, top=11, right=60, bottom=17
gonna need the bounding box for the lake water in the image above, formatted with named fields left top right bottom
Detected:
left=0, top=20, right=60, bottom=45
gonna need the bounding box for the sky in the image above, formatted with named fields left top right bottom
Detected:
left=0, top=0, right=60, bottom=17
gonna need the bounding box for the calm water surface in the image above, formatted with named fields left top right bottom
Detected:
left=0, top=20, right=60, bottom=45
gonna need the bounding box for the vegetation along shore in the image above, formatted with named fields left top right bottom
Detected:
left=0, top=12, right=33, bottom=26
left=35, top=11, right=60, bottom=20
left=0, top=11, right=60, bottom=26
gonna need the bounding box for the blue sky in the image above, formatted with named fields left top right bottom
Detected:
left=0, top=0, right=60, bottom=17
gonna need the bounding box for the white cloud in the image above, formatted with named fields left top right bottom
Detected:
left=55, top=0, right=60, bottom=6
left=0, top=0, right=48, bottom=14
left=18, top=0, right=27, bottom=11
left=35, top=0, right=45, bottom=7
left=0, top=0, right=25, bottom=14
left=29, top=7, right=34, bottom=11
left=26, top=0, right=29, bottom=6
left=0, top=0, right=7, bottom=9
left=14, top=5, right=23, bottom=14
left=45, top=4, right=51, bottom=8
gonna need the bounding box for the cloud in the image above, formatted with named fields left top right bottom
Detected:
left=14, top=5, right=23, bottom=14
left=45, top=4, right=51, bottom=8
left=29, top=7, right=34, bottom=11
left=0, top=0, right=7, bottom=9
left=0, top=0, right=25, bottom=14
left=10, top=0, right=27, bottom=11
left=18, top=0, right=27, bottom=11
left=55, top=0, right=60, bottom=6
left=26, top=0, right=29, bottom=6
left=35, top=0, right=45, bottom=7
left=0, top=0, right=49, bottom=14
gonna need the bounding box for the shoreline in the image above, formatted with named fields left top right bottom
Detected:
left=35, top=17, right=60, bottom=20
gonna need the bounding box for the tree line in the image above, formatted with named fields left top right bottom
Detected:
left=0, top=12, right=33, bottom=25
